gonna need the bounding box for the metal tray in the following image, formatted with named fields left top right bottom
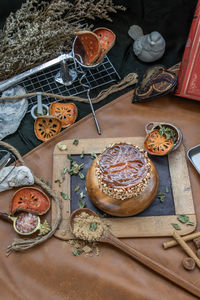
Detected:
left=187, top=144, right=200, bottom=174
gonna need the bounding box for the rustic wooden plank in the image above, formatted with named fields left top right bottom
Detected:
left=53, top=215, right=196, bottom=239
left=168, top=144, right=195, bottom=215
left=52, top=154, right=71, bottom=226
left=53, top=137, right=144, bottom=155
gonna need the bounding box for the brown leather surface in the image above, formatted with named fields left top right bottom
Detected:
left=1, top=91, right=200, bottom=299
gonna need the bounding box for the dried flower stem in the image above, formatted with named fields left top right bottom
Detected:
left=0, top=0, right=126, bottom=81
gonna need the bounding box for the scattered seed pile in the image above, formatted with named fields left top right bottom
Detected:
left=72, top=212, right=105, bottom=242
left=66, top=239, right=100, bottom=257
left=0, top=0, right=126, bottom=81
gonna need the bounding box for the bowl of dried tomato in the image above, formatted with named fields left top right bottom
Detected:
left=144, top=122, right=182, bottom=156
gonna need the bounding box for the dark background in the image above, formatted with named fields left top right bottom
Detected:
left=0, top=0, right=197, bottom=155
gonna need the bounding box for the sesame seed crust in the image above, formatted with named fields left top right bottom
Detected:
left=95, top=143, right=152, bottom=200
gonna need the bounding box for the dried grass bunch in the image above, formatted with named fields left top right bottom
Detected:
left=0, top=0, right=125, bottom=81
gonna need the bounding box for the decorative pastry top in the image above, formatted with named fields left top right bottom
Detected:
left=95, top=143, right=151, bottom=200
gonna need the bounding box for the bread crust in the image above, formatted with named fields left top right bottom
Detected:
left=86, top=158, right=159, bottom=217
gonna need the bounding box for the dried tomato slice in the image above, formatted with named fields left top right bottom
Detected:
left=50, top=102, right=78, bottom=128
left=152, top=72, right=175, bottom=93
left=10, top=187, right=50, bottom=216
left=135, top=85, right=153, bottom=99
left=75, top=31, right=100, bottom=65
left=34, top=116, right=62, bottom=142
left=93, top=27, right=116, bottom=63
left=144, top=129, right=173, bottom=155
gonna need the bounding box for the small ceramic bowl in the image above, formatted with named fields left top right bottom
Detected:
left=144, top=122, right=182, bottom=156
left=31, top=104, right=49, bottom=120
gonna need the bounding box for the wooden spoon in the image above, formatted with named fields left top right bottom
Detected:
left=70, top=208, right=200, bottom=298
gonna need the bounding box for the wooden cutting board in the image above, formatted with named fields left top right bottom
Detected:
left=52, top=137, right=196, bottom=240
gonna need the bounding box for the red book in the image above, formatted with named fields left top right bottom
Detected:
left=174, top=1, right=200, bottom=101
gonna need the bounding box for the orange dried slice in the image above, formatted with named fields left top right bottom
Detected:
left=73, top=37, right=87, bottom=65
left=93, top=27, right=116, bottom=63
left=10, top=187, right=50, bottom=216
left=50, top=102, right=78, bottom=128
left=135, top=85, right=153, bottom=99
left=152, top=72, right=175, bottom=93
left=75, top=31, right=100, bottom=65
left=144, top=129, right=173, bottom=156
left=34, top=115, right=62, bottom=142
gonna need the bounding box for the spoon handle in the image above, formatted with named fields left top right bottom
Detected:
left=104, top=232, right=200, bottom=298
left=0, top=212, right=12, bottom=223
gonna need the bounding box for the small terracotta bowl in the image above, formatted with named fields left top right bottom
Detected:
left=144, top=122, right=182, bottom=156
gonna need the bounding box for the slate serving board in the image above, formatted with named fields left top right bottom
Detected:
left=52, top=137, right=196, bottom=239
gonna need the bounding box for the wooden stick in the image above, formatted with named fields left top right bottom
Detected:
left=105, top=230, right=200, bottom=298
left=173, top=231, right=200, bottom=269
left=163, top=231, right=200, bottom=249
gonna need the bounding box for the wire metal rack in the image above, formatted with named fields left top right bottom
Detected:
left=5, top=54, right=121, bottom=113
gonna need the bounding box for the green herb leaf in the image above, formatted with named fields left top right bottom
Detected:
left=177, top=215, right=189, bottom=224
left=80, top=191, right=85, bottom=199
left=72, top=164, right=80, bottom=174
left=38, top=220, right=51, bottom=236
left=91, top=153, right=97, bottom=159
left=67, top=154, right=73, bottom=161
left=78, top=163, right=84, bottom=169
left=171, top=223, right=181, bottom=230
left=61, top=170, right=65, bottom=181
left=60, top=192, right=70, bottom=200
left=165, top=187, right=169, bottom=193
left=157, top=192, right=166, bottom=203
left=89, top=222, right=97, bottom=231
left=65, top=161, right=85, bottom=176
left=78, top=199, right=86, bottom=208
left=71, top=162, right=84, bottom=174
left=79, top=172, right=85, bottom=179
left=54, top=179, right=62, bottom=187
left=73, top=249, right=83, bottom=256
left=63, top=167, right=69, bottom=174
left=57, top=143, right=67, bottom=151
left=74, top=185, right=80, bottom=192
left=73, top=139, right=79, bottom=145
left=158, top=125, right=176, bottom=143
left=40, top=178, right=51, bottom=187
left=186, top=220, right=195, bottom=226
left=66, top=168, right=74, bottom=175
left=80, top=150, right=85, bottom=158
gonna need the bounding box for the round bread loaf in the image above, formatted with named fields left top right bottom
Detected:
left=86, top=143, right=159, bottom=216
